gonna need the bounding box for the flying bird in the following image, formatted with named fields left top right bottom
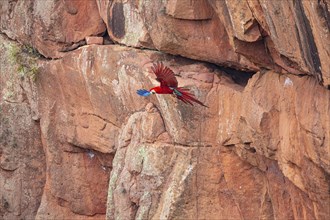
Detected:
left=137, top=62, right=208, bottom=107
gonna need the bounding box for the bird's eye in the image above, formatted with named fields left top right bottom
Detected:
left=151, top=91, right=156, bottom=94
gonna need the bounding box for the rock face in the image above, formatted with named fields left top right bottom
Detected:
left=0, top=0, right=329, bottom=220
left=97, top=0, right=257, bottom=70
left=0, top=0, right=106, bottom=58
left=98, top=0, right=330, bottom=86
left=0, top=36, right=45, bottom=219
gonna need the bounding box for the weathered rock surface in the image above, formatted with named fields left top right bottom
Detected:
left=0, top=35, right=45, bottom=220
left=0, top=0, right=329, bottom=219
left=98, top=0, right=329, bottom=87
left=32, top=44, right=329, bottom=219
left=210, top=0, right=330, bottom=85
left=0, top=0, right=106, bottom=58
left=97, top=0, right=257, bottom=70
left=35, top=49, right=116, bottom=219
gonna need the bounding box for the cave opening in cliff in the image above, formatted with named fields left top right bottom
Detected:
left=102, top=30, right=114, bottom=45
left=219, top=66, right=256, bottom=87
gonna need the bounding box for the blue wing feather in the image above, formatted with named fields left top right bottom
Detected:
left=136, top=89, right=151, bottom=97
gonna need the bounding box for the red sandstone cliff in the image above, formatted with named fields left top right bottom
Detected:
left=0, top=0, right=329, bottom=220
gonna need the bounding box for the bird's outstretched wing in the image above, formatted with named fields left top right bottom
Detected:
left=151, top=62, right=178, bottom=88
left=136, top=89, right=151, bottom=96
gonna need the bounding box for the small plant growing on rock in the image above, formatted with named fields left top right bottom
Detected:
left=7, top=43, right=41, bottom=81
left=2, top=43, right=41, bottom=101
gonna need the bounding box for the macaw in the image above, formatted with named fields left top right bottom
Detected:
left=137, top=62, right=208, bottom=107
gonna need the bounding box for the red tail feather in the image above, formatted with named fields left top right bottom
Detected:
left=176, top=88, right=208, bottom=107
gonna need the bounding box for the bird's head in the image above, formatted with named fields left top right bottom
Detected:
left=149, top=89, right=156, bottom=95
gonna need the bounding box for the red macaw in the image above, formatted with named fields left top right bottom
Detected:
left=137, top=62, right=208, bottom=107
